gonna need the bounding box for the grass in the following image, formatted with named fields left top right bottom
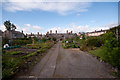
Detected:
left=5, top=51, right=22, bottom=55
left=89, top=48, right=106, bottom=60
left=22, top=42, right=53, bottom=59
left=22, top=51, right=37, bottom=59
left=62, top=42, right=80, bottom=49
left=2, top=57, right=23, bottom=78
left=2, top=41, right=55, bottom=79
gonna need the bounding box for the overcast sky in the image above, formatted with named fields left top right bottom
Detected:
left=0, top=0, right=119, bottom=34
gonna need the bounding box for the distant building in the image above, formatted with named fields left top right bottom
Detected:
left=26, top=32, right=42, bottom=39
left=0, top=30, right=3, bottom=37
left=86, top=29, right=107, bottom=36
left=45, top=30, right=77, bottom=40
left=2, top=30, right=25, bottom=39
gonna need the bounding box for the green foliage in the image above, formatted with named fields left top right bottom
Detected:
left=13, top=40, right=32, bottom=46
left=4, top=20, right=17, bottom=31
left=107, top=25, right=120, bottom=34
left=90, top=30, right=120, bottom=68
left=15, top=37, right=31, bottom=40
left=86, top=37, right=102, bottom=47
left=41, top=38, right=47, bottom=42
left=2, top=37, right=9, bottom=46
left=33, top=37, right=39, bottom=42
left=4, top=20, right=11, bottom=30
left=82, top=34, right=85, bottom=40
left=11, top=24, right=16, bottom=31
left=26, top=44, right=41, bottom=49
left=48, top=37, right=51, bottom=40
left=90, top=48, right=105, bottom=60
left=2, top=57, right=22, bottom=78
left=22, top=51, right=37, bottom=59
left=5, top=51, right=21, bottom=55
left=2, top=41, right=55, bottom=79
left=23, top=41, right=54, bottom=59
left=52, top=37, right=57, bottom=41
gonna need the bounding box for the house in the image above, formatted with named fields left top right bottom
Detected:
left=26, top=32, right=42, bottom=39
left=86, top=29, right=107, bottom=37
left=0, top=30, right=3, bottom=45
left=2, top=30, right=25, bottom=39
left=45, top=30, right=77, bottom=40
left=0, top=30, right=3, bottom=36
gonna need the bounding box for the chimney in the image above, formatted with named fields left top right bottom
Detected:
left=47, top=31, right=49, bottom=34
left=50, top=30, right=52, bottom=34
left=71, top=31, right=72, bottom=34
left=56, top=30, right=57, bottom=34
left=22, top=30, right=23, bottom=33
left=67, top=30, right=68, bottom=34
left=37, top=32, right=39, bottom=39
left=79, top=32, right=81, bottom=36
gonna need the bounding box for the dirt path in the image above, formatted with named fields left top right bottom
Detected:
left=17, top=41, right=114, bottom=78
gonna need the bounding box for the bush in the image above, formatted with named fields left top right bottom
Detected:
left=2, top=37, right=9, bottom=46
left=86, top=37, right=102, bottom=47
left=13, top=40, right=32, bottom=46
left=26, top=44, right=41, bottom=49
left=5, top=51, right=21, bottom=55
left=52, top=37, right=57, bottom=41
left=90, top=31, right=120, bottom=69
left=2, top=57, right=22, bottom=78
left=41, top=38, right=47, bottom=42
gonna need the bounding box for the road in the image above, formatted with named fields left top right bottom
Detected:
left=18, top=41, right=114, bottom=78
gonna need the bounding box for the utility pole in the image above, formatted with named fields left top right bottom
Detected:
left=116, top=28, right=118, bottom=41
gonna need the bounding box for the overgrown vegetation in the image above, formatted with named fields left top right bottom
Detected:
left=62, top=25, right=120, bottom=77
left=2, top=57, right=23, bottom=78
left=89, top=25, right=120, bottom=77
left=2, top=37, right=32, bottom=47
left=4, top=51, right=22, bottom=55
left=23, top=42, right=54, bottom=59
left=2, top=39, right=55, bottom=79
left=62, top=37, right=80, bottom=49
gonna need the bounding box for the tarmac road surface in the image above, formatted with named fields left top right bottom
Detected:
left=17, top=41, right=114, bottom=78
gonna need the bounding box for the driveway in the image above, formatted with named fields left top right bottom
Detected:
left=17, top=41, right=114, bottom=78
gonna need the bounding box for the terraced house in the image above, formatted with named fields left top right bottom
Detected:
left=86, top=29, right=108, bottom=37
left=45, top=30, right=77, bottom=40
left=2, top=30, right=25, bottom=40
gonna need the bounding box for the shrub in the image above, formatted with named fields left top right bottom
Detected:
left=2, top=37, right=9, bottom=46
left=41, top=38, right=47, bottom=42
left=5, top=51, right=21, bottom=55
left=86, top=37, right=102, bottom=47
left=2, top=57, right=22, bottom=78
left=13, top=40, right=32, bottom=46
left=52, top=37, right=57, bottom=41
left=90, top=31, right=120, bottom=69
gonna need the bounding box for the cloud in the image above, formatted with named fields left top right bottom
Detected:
left=3, top=1, right=91, bottom=15
left=47, top=23, right=113, bottom=34
left=24, top=24, right=31, bottom=27
left=0, top=25, right=6, bottom=31
left=1, top=22, right=118, bottom=34
left=106, top=22, right=118, bottom=28
left=77, top=13, right=81, bottom=16
left=22, top=24, right=44, bottom=34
